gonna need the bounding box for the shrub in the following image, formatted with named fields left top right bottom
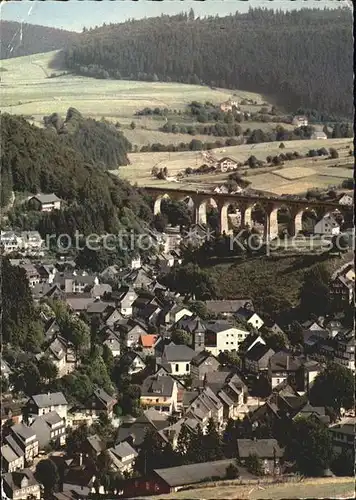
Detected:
left=329, top=148, right=339, bottom=158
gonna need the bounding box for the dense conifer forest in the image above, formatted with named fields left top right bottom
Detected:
left=63, top=8, right=353, bottom=118
left=0, top=113, right=153, bottom=236
left=0, top=21, right=78, bottom=59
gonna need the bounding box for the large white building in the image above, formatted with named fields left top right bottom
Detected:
left=204, top=321, right=250, bottom=357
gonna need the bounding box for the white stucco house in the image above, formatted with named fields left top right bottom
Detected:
left=314, top=214, right=340, bottom=235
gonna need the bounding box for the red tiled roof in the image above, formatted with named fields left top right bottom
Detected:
left=140, top=334, right=158, bottom=348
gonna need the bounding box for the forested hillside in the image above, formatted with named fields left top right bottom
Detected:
left=0, top=113, right=152, bottom=237
left=0, top=21, right=78, bottom=59
left=63, top=8, right=353, bottom=118
left=43, top=107, right=132, bottom=168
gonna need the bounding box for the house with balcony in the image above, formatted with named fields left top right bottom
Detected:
left=28, top=193, right=62, bottom=212
left=329, top=417, right=355, bottom=454
left=140, top=375, right=178, bottom=415
left=108, top=442, right=138, bottom=473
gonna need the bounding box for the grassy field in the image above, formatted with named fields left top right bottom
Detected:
left=0, top=50, right=269, bottom=147
left=116, top=137, right=353, bottom=194
left=144, top=477, right=355, bottom=499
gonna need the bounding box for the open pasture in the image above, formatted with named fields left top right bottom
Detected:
left=0, top=50, right=264, bottom=121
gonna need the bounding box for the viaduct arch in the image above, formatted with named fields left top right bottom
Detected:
left=148, top=187, right=350, bottom=240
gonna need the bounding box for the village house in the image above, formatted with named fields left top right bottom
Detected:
left=235, top=307, right=264, bottom=330
left=45, top=336, right=76, bottom=377
left=0, top=444, right=25, bottom=473
left=338, top=193, right=353, bottom=206
left=139, top=334, right=159, bottom=356
left=220, top=99, right=239, bottom=112
left=20, top=231, right=44, bottom=254
left=244, top=344, right=275, bottom=374
left=268, top=352, right=302, bottom=388
left=292, top=115, right=308, bottom=127
left=121, top=351, right=147, bottom=375
left=28, top=193, right=62, bottom=212
left=186, top=387, right=224, bottom=429
left=216, top=157, right=239, bottom=172
left=203, top=320, right=250, bottom=356
left=311, top=131, right=327, bottom=140
left=314, top=214, right=340, bottom=235
left=27, top=392, right=68, bottom=421
left=334, top=330, right=355, bottom=372
left=118, top=287, right=138, bottom=317
left=107, top=442, right=138, bottom=473
left=164, top=305, right=193, bottom=326
left=7, top=423, right=39, bottom=463
left=123, top=322, right=150, bottom=348
left=103, top=332, right=121, bottom=358
left=86, top=387, right=117, bottom=419
left=29, top=411, right=66, bottom=449
left=54, top=271, right=99, bottom=294
left=329, top=417, right=355, bottom=454
left=190, top=351, right=221, bottom=380
left=329, top=270, right=354, bottom=306
left=237, top=438, right=284, bottom=475
left=205, top=299, right=254, bottom=318
left=2, top=469, right=41, bottom=500
left=0, top=231, right=23, bottom=254
left=140, top=374, right=178, bottom=415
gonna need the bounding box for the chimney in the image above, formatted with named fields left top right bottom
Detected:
left=286, top=355, right=290, bottom=371
left=79, top=453, right=83, bottom=467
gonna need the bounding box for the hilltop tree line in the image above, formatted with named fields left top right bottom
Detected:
left=1, top=112, right=153, bottom=237
left=0, top=20, right=78, bottom=59
left=63, top=8, right=353, bottom=118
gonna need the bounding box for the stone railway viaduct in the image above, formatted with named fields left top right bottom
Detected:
left=144, top=187, right=350, bottom=239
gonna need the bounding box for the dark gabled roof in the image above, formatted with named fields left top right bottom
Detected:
left=269, top=352, right=301, bottom=372
left=191, top=350, right=219, bottom=367
left=235, top=307, right=256, bottom=320
left=32, top=392, right=68, bottom=408
left=141, top=375, right=175, bottom=397
left=205, top=299, right=254, bottom=314
left=93, top=387, right=116, bottom=407
left=205, top=319, right=235, bottom=334
left=163, top=344, right=195, bottom=362
left=173, top=314, right=206, bottom=334
left=245, top=343, right=275, bottom=362
left=2, top=469, right=38, bottom=491
left=237, top=439, right=284, bottom=459
left=86, top=434, right=106, bottom=454
left=109, top=441, right=138, bottom=462
left=153, top=459, right=249, bottom=487
left=5, top=435, right=24, bottom=458
left=31, top=193, right=61, bottom=204
left=1, top=444, right=21, bottom=463
left=11, top=423, right=37, bottom=441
